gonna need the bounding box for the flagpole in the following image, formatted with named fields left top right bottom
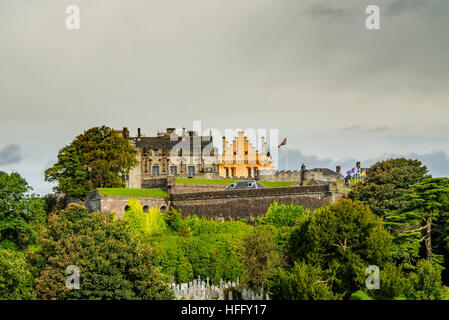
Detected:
left=286, top=147, right=288, bottom=170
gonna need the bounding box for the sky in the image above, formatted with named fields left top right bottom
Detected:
left=0, top=0, right=448, bottom=195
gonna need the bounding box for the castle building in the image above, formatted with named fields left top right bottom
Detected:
left=118, top=127, right=219, bottom=188
left=219, top=131, right=273, bottom=178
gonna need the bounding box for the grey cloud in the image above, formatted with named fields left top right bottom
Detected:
left=339, top=125, right=359, bottom=132
left=385, top=0, right=449, bottom=19
left=0, top=144, right=21, bottom=166
left=363, top=126, right=389, bottom=134
left=305, top=2, right=355, bottom=21
left=338, top=126, right=389, bottom=134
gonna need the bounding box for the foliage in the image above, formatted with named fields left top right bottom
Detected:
left=240, top=227, right=282, bottom=290
left=268, top=262, right=342, bottom=300
left=350, top=290, right=373, bottom=300
left=123, top=199, right=167, bottom=237
left=367, top=262, right=407, bottom=300
left=45, top=126, right=138, bottom=200
left=0, top=171, right=45, bottom=250
left=258, top=201, right=309, bottom=228
left=98, top=188, right=169, bottom=198
left=34, top=204, right=173, bottom=300
left=405, top=259, right=443, bottom=300
left=153, top=217, right=250, bottom=285
left=289, top=199, right=392, bottom=297
left=0, top=248, right=36, bottom=300
left=164, top=208, right=183, bottom=233
left=385, top=178, right=449, bottom=268
left=348, top=158, right=429, bottom=216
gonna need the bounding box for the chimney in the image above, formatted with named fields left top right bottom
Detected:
left=336, top=165, right=341, bottom=174
left=137, top=128, right=141, bottom=138
left=122, top=127, right=129, bottom=139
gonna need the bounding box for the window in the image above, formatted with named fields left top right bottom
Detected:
left=152, top=165, right=160, bottom=176
left=153, top=149, right=159, bottom=156
left=247, top=167, right=251, bottom=177
left=188, top=166, right=196, bottom=176
left=225, top=168, right=229, bottom=177
left=170, top=166, right=177, bottom=176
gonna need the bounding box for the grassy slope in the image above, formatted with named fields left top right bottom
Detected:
left=97, top=188, right=170, bottom=198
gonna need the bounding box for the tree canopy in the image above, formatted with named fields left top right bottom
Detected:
left=34, top=204, right=173, bottom=300
left=45, top=126, right=138, bottom=200
left=0, top=171, right=45, bottom=250
left=348, top=158, right=429, bottom=216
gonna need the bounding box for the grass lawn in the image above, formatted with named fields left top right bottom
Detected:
left=97, top=188, right=170, bottom=198
left=337, top=185, right=352, bottom=192
left=175, top=178, right=296, bottom=188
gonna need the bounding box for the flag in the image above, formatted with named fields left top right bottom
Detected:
left=278, top=137, right=287, bottom=148
left=351, top=167, right=355, bottom=174
left=360, top=170, right=366, bottom=177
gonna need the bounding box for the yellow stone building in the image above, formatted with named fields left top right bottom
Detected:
left=219, top=131, right=273, bottom=178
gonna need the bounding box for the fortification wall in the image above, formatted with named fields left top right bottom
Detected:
left=171, top=185, right=335, bottom=220
left=257, top=170, right=302, bottom=182
left=172, top=183, right=225, bottom=194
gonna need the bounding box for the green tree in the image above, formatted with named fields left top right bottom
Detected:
left=258, top=201, right=309, bottom=228
left=123, top=199, right=167, bottom=237
left=268, top=261, right=341, bottom=300
left=289, top=199, right=392, bottom=296
left=34, top=204, right=173, bottom=300
left=367, top=262, right=407, bottom=300
left=405, top=259, right=443, bottom=300
left=240, top=227, right=281, bottom=290
left=0, top=172, right=45, bottom=250
left=348, top=158, right=429, bottom=216
left=385, top=178, right=449, bottom=268
left=45, top=126, right=138, bottom=200
left=0, top=248, right=36, bottom=299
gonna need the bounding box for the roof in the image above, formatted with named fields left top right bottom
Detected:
left=133, top=135, right=213, bottom=150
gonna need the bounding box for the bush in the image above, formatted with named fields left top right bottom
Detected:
left=268, top=262, right=341, bottom=300
left=0, top=248, right=36, bottom=300
left=259, top=201, right=308, bottom=228
left=405, top=260, right=443, bottom=300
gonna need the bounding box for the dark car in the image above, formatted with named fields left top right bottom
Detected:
left=225, top=180, right=266, bottom=190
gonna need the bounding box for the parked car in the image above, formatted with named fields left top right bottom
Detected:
left=225, top=180, right=266, bottom=190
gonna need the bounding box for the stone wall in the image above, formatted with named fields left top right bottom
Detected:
left=171, top=185, right=336, bottom=221
left=84, top=190, right=169, bottom=219
left=172, top=183, right=225, bottom=194
left=257, top=170, right=302, bottom=182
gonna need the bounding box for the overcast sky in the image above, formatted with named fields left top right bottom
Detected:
left=1, top=0, right=448, bottom=194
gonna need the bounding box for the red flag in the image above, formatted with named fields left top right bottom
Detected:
left=278, top=137, right=287, bottom=148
